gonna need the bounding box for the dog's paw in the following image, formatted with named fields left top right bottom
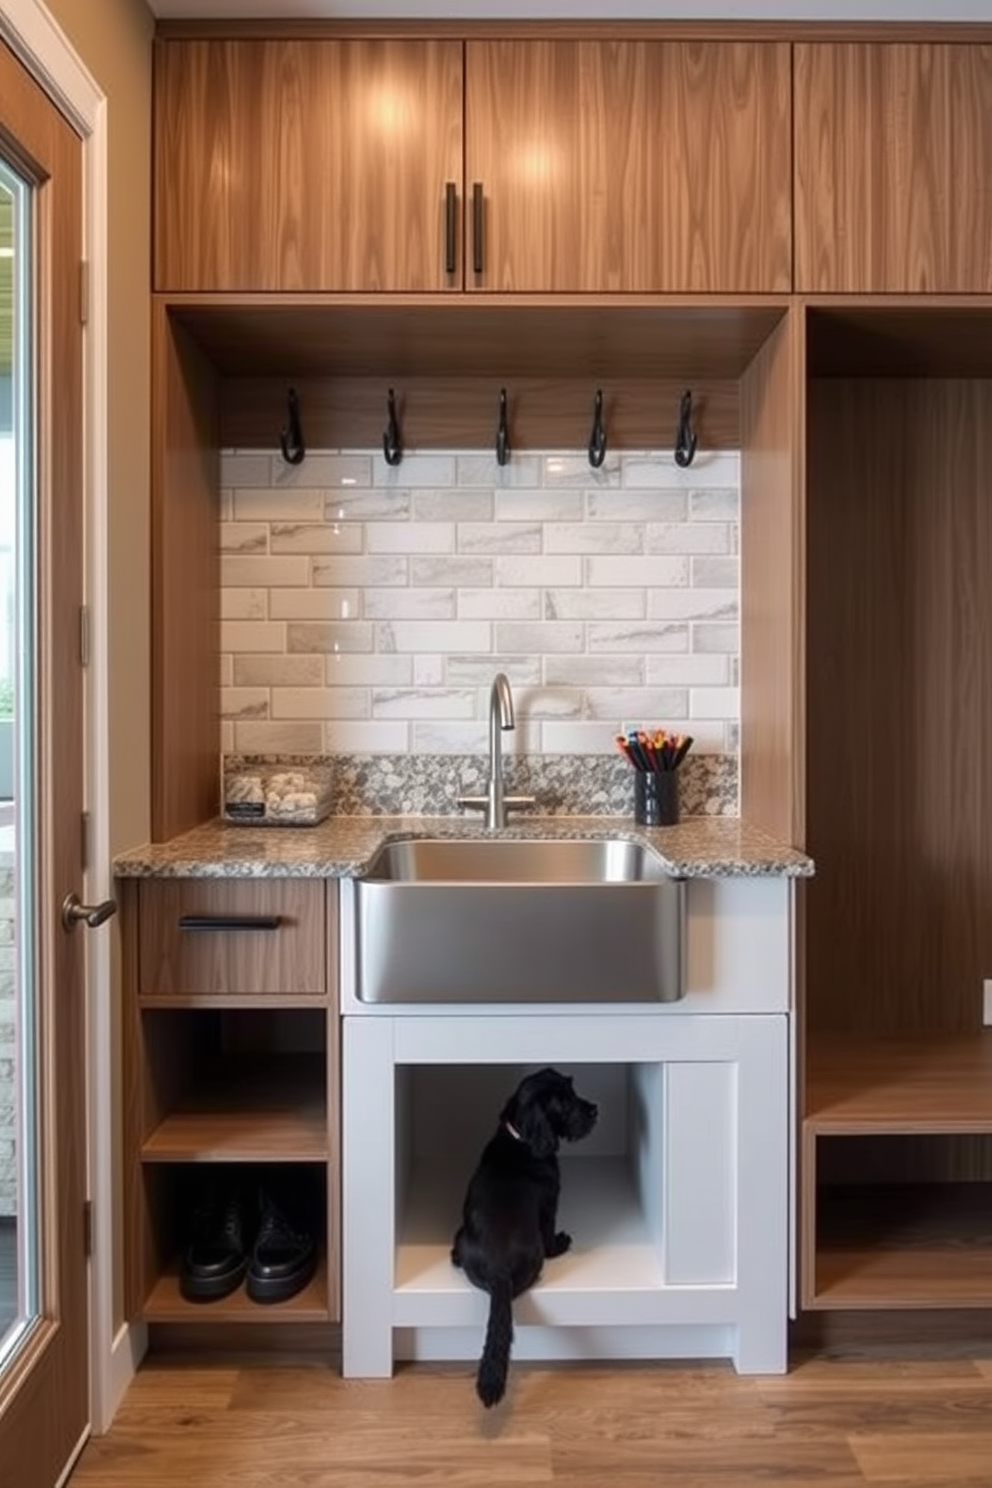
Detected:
left=547, top=1231, right=572, bottom=1257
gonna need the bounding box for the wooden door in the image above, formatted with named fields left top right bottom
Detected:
left=795, top=44, right=992, bottom=292
left=0, top=38, right=90, bottom=1487
left=464, top=39, right=792, bottom=293
left=153, top=38, right=464, bottom=292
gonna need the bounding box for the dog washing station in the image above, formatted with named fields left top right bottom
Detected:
left=340, top=852, right=796, bottom=1380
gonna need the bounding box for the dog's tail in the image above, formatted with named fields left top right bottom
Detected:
left=476, top=1273, right=513, bottom=1408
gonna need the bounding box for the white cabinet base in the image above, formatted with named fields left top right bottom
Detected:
left=342, top=1011, right=789, bottom=1379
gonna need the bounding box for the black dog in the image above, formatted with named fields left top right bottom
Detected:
left=451, top=1067, right=598, bottom=1408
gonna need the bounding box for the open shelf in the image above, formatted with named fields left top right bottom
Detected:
left=141, top=1053, right=328, bottom=1161
left=143, top=1253, right=332, bottom=1323
left=811, top=1183, right=992, bottom=1310
left=805, top=1032, right=992, bottom=1134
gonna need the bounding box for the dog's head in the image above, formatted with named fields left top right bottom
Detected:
left=501, top=1067, right=598, bottom=1159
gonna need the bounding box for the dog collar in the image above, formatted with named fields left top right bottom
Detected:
left=503, top=1120, right=524, bottom=1141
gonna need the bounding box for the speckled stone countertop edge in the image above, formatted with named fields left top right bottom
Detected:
left=113, top=815, right=814, bottom=880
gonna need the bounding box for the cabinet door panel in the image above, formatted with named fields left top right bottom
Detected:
left=465, top=39, right=791, bottom=293
left=154, top=38, right=464, bottom=291
left=795, top=44, right=992, bottom=293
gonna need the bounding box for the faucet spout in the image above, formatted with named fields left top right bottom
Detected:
left=457, top=671, right=535, bottom=830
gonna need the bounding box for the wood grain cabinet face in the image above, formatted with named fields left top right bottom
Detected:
left=465, top=39, right=792, bottom=293
left=153, top=38, right=465, bottom=292
left=795, top=43, right=992, bottom=293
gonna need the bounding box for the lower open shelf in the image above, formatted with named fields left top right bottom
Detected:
left=142, top=1253, right=332, bottom=1323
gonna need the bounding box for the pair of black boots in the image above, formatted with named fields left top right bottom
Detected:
left=179, top=1169, right=319, bottom=1305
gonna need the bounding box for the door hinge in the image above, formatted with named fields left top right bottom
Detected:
left=79, top=604, right=90, bottom=667
left=81, top=811, right=90, bottom=874
left=79, top=260, right=89, bottom=326
left=83, top=1199, right=93, bottom=1258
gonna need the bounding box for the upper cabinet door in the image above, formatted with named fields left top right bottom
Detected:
left=795, top=44, right=992, bottom=293
left=153, top=39, right=465, bottom=292
left=464, top=40, right=792, bottom=293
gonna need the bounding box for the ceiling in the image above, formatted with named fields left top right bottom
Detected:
left=146, top=1, right=992, bottom=20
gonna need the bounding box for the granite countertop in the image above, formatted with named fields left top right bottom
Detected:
left=113, top=814, right=814, bottom=880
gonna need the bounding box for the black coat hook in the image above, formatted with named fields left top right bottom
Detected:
left=383, top=387, right=402, bottom=466
left=279, top=387, right=306, bottom=466
left=496, top=387, right=510, bottom=466
left=674, top=389, right=697, bottom=468
left=588, top=388, right=607, bottom=468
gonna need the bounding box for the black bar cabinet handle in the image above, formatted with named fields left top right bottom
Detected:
left=444, top=181, right=457, bottom=275
left=178, top=914, right=283, bottom=932
left=472, top=182, right=484, bottom=275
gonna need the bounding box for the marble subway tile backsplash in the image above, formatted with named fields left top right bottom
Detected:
left=220, top=447, right=741, bottom=807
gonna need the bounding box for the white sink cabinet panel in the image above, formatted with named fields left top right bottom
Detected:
left=341, top=1010, right=789, bottom=1378
left=339, top=875, right=794, bottom=1015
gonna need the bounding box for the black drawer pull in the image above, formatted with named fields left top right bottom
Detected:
left=178, top=914, right=283, bottom=932
left=444, top=181, right=457, bottom=274
left=472, top=181, right=484, bottom=275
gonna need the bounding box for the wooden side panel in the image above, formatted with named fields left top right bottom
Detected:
left=466, top=39, right=792, bottom=293
left=805, top=378, right=992, bottom=1035
left=150, top=303, right=220, bottom=841
left=154, top=38, right=464, bottom=292
left=795, top=44, right=992, bottom=292
left=739, top=309, right=804, bottom=844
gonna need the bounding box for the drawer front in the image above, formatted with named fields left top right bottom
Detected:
left=138, top=880, right=327, bottom=998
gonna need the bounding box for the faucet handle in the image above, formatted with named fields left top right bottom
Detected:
left=503, top=795, right=536, bottom=818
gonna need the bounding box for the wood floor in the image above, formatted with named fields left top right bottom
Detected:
left=69, top=1341, right=992, bottom=1487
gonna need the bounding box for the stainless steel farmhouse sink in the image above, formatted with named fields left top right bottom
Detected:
left=342, top=836, right=685, bottom=1005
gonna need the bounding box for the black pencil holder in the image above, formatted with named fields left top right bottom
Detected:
left=633, top=770, right=679, bottom=827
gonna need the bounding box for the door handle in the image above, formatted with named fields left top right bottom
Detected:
left=61, top=892, right=118, bottom=932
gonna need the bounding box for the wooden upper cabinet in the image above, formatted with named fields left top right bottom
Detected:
left=795, top=44, right=992, bottom=293
left=153, top=38, right=464, bottom=292
left=464, top=39, right=792, bottom=293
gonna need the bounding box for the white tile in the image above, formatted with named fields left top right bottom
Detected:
left=540, top=721, right=629, bottom=756
left=218, top=489, right=234, bottom=521
left=647, top=522, right=733, bottom=555
left=367, top=522, right=454, bottom=553
left=496, top=555, right=582, bottom=587
left=445, top=656, right=541, bottom=686
left=221, top=621, right=287, bottom=654
left=220, top=452, right=274, bottom=487
left=456, top=453, right=542, bottom=486
left=372, top=688, right=478, bottom=719
left=648, top=590, right=739, bottom=622
left=689, top=686, right=740, bottom=720
left=312, top=556, right=408, bottom=587
left=413, top=489, right=493, bottom=521
left=220, top=722, right=235, bottom=754
left=221, top=588, right=268, bottom=621
left=410, top=721, right=488, bottom=753
left=646, top=655, right=730, bottom=686
left=692, top=556, right=739, bottom=587
left=622, top=451, right=740, bottom=488
left=220, top=655, right=233, bottom=688
left=324, top=720, right=410, bottom=753
left=545, top=657, right=644, bottom=687
left=274, top=453, right=373, bottom=488
left=234, top=487, right=325, bottom=522
left=220, top=522, right=268, bottom=554
left=543, top=453, right=621, bottom=487
left=363, top=588, right=455, bottom=620
left=589, top=490, right=686, bottom=522
left=234, top=720, right=324, bottom=753
left=221, top=555, right=311, bottom=588
left=221, top=688, right=269, bottom=720
left=583, top=688, right=689, bottom=721
left=327, top=489, right=411, bottom=520
left=272, top=687, right=370, bottom=720
left=588, top=622, right=688, bottom=653
left=269, top=589, right=360, bottom=621
left=457, top=523, right=542, bottom=554
left=287, top=621, right=375, bottom=654
left=324, top=654, right=412, bottom=686
left=234, top=655, right=325, bottom=687
left=587, top=555, right=688, bottom=588
left=678, top=722, right=729, bottom=753
left=690, top=488, right=740, bottom=521
left=414, top=655, right=445, bottom=686
left=496, top=488, right=583, bottom=522
left=371, top=452, right=456, bottom=487
left=411, top=555, right=494, bottom=587
left=377, top=620, right=492, bottom=653
left=544, top=589, right=644, bottom=621
left=495, top=621, right=584, bottom=654
left=270, top=522, right=363, bottom=555
left=545, top=523, right=644, bottom=555
left=511, top=685, right=583, bottom=720
left=691, top=623, right=739, bottom=654
left=459, top=588, right=542, bottom=621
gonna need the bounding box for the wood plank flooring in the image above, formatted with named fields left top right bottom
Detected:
left=69, top=1343, right=992, bottom=1487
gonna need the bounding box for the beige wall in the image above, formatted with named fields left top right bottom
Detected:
left=43, top=0, right=154, bottom=863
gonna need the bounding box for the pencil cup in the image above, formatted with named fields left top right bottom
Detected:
left=633, top=770, right=679, bottom=827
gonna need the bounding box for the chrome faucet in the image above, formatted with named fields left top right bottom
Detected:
left=458, top=672, right=535, bottom=830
